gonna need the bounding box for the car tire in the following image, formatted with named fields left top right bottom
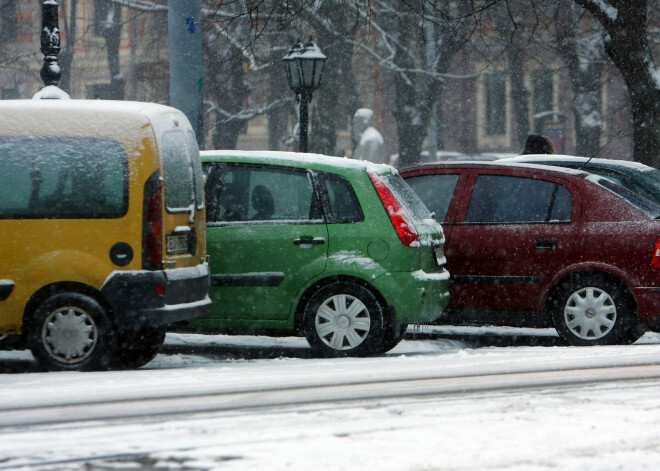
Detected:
left=112, top=325, right=167, bottom=370
left=552, top=276, right=641, bottom=346
left=303, top=282, right=385, bottom=357
left=377, top=322, right=408, bottom=354
left=26, top=293, right=116, bottom=371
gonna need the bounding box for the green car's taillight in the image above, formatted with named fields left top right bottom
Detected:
left=368, top=171, right=419, bottom=247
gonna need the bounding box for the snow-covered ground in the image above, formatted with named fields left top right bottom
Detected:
left=1, top=327, right=660, bottom=470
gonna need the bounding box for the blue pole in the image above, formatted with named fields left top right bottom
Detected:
left=168, top=0, right=204, bottom=148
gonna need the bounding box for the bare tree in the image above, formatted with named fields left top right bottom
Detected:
left=58, top=0, right=79, bottom=93
left=100, top=1, right=125, bottom=99
left=553, top=1, right=605, bottom=157
left=301, top=1, right=366, bottom=155
left=376, top=1, right=474, bottom=167
left=203, top=5, right=253, bottom=150
left=489, top=1, right=533, bottom=150
left=574, top=0, right=659, bottom=167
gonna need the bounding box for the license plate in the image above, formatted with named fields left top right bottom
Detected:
left=433, top=244, right=445, bottom=266
left=166, top=234, right=188, bottom=254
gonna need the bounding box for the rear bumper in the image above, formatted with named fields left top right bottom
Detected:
left=101, top=263, right=211, bottom=328
left=634, top=287, right=660, bottom=329
left=372, top=268, right=450, bottom=323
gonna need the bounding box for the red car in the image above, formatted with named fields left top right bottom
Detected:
left=401, top=162, right=660, bottom=346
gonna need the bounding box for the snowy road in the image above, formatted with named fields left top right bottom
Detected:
left=2, top=327, right=660, bottom=470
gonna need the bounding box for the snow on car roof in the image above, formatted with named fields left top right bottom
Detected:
left=0, top=98, right=194, bottom=137
left=405, top=159, right=591, bottom=177
left=0, top=99, right=190, bottom=132
left=0, top=98, right=175, bottom=115
left=500, top=154, right=653, bottom=171
left=201, top=149, right=394, bottom=173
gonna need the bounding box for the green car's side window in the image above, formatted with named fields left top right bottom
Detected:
left=205, top=163, right=322, bottom=223
left=317, top=172, right=364, bottom=223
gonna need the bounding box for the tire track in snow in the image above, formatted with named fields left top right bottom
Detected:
left=2, top=363, right=660, bottom=429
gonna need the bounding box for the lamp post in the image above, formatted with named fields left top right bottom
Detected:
left=40, top=0, right=61, bottom=87
left=282, top=40, right=327, bottom=153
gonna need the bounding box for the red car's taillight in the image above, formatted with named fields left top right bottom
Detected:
left=651, top=238, right=660, bottom=268
left=368, top=171, right=419, bottom=247
left=143, top=172, right=163, bottom=270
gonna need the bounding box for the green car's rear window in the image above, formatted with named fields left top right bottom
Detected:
left=0, top=136, right=128, bottom=219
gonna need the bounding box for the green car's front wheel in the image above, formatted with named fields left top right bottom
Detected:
left=304, top=282, right=385, bottom=357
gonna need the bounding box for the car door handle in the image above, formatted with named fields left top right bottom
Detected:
left=535, top=238, right=558, bottom=250
left=293, top=237, right=326, bottom=246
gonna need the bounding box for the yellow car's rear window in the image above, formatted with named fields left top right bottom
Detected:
left=0, top=136, right=128, bottom=219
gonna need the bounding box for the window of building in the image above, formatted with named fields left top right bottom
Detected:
left=2, top=88, right=19, bottom=99
left=0, top=0, right=18, bottom=44
left=485, top=72, right=507, bottom=136
left=94, top=0, right=109, bottom=36
left=532, top=69, right=554, bottom=114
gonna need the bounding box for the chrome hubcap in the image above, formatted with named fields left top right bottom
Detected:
left=315, top=294, right=371, bottom=350
left=564, top=287, right=616, bottom=340
left=42, top=306, right=98, bottom=364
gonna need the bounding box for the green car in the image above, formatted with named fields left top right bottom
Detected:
left=175, top=150, right=449, bottom=356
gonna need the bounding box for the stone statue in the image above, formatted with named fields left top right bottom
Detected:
left=352, top=108, right=387, bottom=164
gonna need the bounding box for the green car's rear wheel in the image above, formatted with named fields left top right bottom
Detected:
left=304, top=282, right=385, bottom=357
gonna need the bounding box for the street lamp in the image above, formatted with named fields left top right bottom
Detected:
left=282, top=40, right=327, bottom=152
left=40, top=0, right=61, bottom=87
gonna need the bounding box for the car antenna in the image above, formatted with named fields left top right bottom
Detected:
left=578, top=130, right=622, bottom=171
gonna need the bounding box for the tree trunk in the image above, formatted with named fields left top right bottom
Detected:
left=310, top=62, right=340, bottom=155
left=210, top=53, right=249, bottom=150
left=507, top=47, right=529, bottom=150
left=203, top=26, right=251, bottom=150
left=301, top=2, right=362, bottom=156
left=575, top=0, right=660, bottom=167
left=555, top=2, right=604, bottom=157
left=267, top=48, right=289, bottom=151
left=102, top=4, right=125, bottom=100
left=309, top=37, right=344, bottom=156
left=58, top=0, right=77, bottom=93
left=385, top=1, right=472, bottom=167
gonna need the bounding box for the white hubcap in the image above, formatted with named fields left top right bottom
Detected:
left=315, top=294, right=371, bottom=350
left=564, top=287, right=617, bottom=340
left=42, top=306, right=98, bottom=364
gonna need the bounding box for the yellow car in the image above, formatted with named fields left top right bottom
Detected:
left=0, top=99, right=210, bottom=371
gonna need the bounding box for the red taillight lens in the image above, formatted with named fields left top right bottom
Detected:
left=651, top=238, right=660, bottom=268
left=368, top=171, right=419, bottom=247
left=143, top=173, right=163, bottom=270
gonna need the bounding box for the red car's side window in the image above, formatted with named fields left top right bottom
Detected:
left=464, top=174, right=572, bottom=224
